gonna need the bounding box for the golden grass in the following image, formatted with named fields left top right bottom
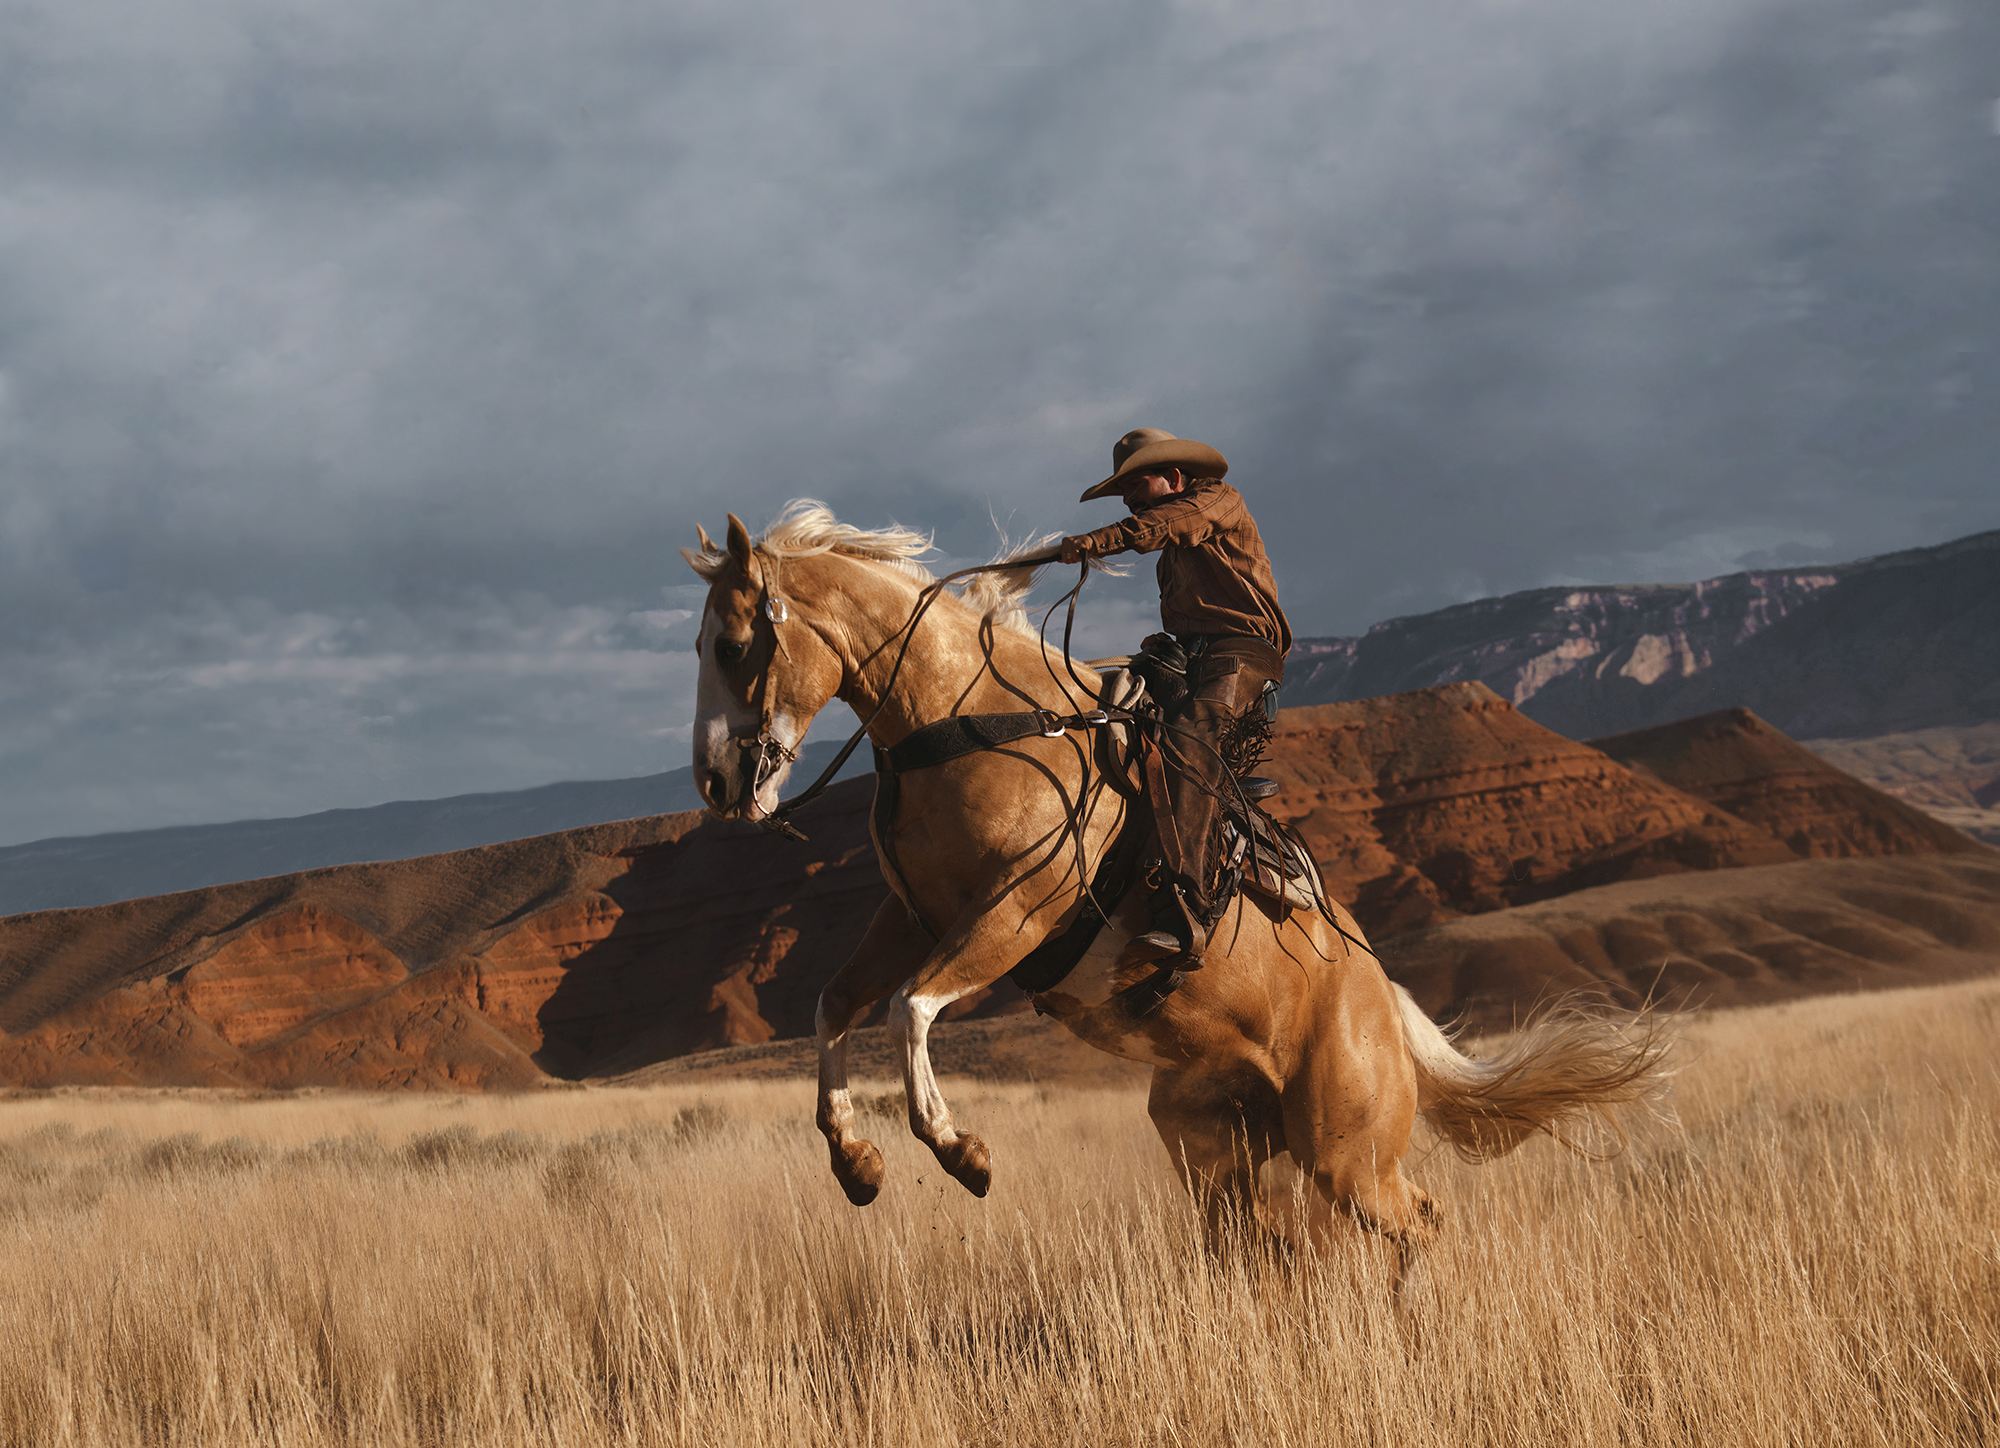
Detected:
left=2, top=979, right=1997, bottom=1447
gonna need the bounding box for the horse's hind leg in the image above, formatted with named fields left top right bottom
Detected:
left=1148, top=1066, right=1289, bottom=1256
left=816, top=898, right=932, bottom=1206
left=1282, top=995, right=1441, bottom=1295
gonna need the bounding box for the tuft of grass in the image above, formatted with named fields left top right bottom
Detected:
left=398, top=1124, right=539, bottom=1170
left=0, top=979, right=1992, bottom=1446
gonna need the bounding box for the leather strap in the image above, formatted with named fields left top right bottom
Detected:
left=868, top=747, right=935, bottom=940
left=878, top=708, right=1124, bottom=777
left=882, top=712, right=1053, bottom=774
left=1140, top=735, right=1184, bottom=880
left=1117, top=965, right=1187, bottom=1019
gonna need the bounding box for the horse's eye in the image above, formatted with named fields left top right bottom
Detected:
left=712, top=637, right=749, bottom=667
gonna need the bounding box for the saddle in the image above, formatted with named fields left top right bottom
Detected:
left=996, top=662, right=1326, bottom=1012
left=1101, top=650, right=1324, bottom=918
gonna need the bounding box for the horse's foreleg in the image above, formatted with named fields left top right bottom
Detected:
left=886, top=909, right=1048, bottom=1198
left=887, top=984, right=991, bottom=1196
left=816, top=898, right=932, bottom=1206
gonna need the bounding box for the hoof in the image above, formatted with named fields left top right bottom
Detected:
left=831, top=1138, right=885, bottom=1206
left=935, top=1133, right=992, bottom=1198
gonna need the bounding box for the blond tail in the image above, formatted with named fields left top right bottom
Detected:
left=1392, top=984, right=1670, bottom=1161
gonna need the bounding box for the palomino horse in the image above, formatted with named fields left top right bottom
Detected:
left=683, top=502, right=1661, bottom=1276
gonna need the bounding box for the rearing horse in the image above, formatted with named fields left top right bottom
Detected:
left=684, top=501, right=1661, bottom=1275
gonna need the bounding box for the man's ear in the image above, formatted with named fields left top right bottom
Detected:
left=726, top=514, right=754, bottom=568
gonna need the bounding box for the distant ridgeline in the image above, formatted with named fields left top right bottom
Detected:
left=1284, top=529, right=2000, bottom=742
left=0, top=741, right=871, bottom=917
left=5, top=529, right=1994, bottom=918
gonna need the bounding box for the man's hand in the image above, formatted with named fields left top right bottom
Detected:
left=1058, top=535, right=1092, bottom=566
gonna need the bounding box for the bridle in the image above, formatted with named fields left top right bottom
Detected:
left=728, top=546, right=801, bottom=826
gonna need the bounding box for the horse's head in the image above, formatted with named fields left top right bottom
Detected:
left=681, top=513, right=843, bottom=820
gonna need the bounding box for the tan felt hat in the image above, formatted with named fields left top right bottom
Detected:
left=1079, top=428, right=1229, bottom=502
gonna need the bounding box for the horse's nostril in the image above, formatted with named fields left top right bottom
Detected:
left=705, top=771, right=731, bottom=807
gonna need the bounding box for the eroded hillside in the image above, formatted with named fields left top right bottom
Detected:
left=0, top=684, right=1988, bottom=1088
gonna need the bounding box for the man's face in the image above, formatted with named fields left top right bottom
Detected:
left=1121, top=467, right=1186, bottom=513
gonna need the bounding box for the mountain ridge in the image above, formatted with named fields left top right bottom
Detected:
left=1283, top=527, right=2000, bottom=742
left=6, top=529, right=1993, bottom=917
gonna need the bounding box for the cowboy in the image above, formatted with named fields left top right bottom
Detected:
left=1058, top=429, right=1293, bottom=965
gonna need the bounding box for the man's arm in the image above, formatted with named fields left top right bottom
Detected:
left=1060, top=486, right=1240, bottom=563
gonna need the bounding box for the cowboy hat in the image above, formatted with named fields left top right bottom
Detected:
left=1079, top=428, right=1229, bottom=502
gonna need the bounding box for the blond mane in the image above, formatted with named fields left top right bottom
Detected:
left=680, top=499, right=1059, bottom=636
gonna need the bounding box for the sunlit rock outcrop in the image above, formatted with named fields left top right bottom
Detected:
left=1287, top=528, right=2000, bottom=741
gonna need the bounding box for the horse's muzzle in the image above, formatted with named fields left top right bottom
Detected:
left=695, top=730, right=795, bottom=819
left=700, top=768, right=738, bottom=813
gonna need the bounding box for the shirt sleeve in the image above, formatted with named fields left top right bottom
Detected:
left=1077, top=485, right=1240, bottom=557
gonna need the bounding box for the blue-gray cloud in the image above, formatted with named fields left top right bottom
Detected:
left=0, top=0, right=1994, bottom=841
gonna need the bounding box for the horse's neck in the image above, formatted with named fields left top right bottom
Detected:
left=814, top=559, right=1093, bottom=741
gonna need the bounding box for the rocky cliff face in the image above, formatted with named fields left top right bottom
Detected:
left=1286, top=529, right=2000, bottom=742
left=1803, top=723, right=2000, bottom=846
left=0, top=685, right=1984, bottom=1089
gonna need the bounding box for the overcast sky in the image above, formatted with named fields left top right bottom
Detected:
left=2, top=0, right=1995, bottom=843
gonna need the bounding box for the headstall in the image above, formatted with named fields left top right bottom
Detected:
left=729, top=547, right=809, bottom=840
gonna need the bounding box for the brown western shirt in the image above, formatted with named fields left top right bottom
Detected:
left=1075, top=481, right=1293, bottom=657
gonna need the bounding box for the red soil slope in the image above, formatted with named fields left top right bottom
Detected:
left=0, top=685, right=1986, bottom=1088
left=1591, top=708, right=1987, bottom=860
left=625, top=853, right=2000, bottom=1082
left=0, top=787, right=893, bottom=1089
left=1263, top=686, right=1797, bottom=936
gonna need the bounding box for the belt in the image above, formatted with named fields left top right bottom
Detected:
left=1175, top=632, right=1268, bottom=658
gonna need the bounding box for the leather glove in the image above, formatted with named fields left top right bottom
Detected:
left=1058, top=535, right=1091, bottom=566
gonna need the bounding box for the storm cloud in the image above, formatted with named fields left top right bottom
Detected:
left=1, top=0, right=1995, bottom=841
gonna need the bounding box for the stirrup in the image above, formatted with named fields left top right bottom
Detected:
left=1133, top=930, right=1206, bottom=967
left=1135, top=883, right=1207, bottom=966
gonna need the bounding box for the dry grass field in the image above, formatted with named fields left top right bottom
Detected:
left=0, top=980, right=1995, bottom=1447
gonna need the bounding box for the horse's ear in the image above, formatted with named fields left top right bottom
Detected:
left=725, top=514, right=754, bottom=569
left=680, top=522, right=726, bottom=576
